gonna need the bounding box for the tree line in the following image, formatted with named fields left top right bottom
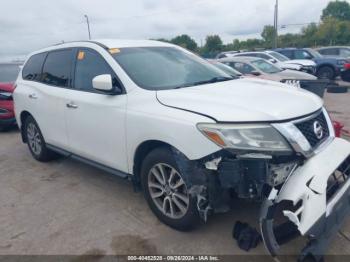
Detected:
left=154, top=1, right=350, bottom=58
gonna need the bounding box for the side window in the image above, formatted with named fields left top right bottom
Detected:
left=294, top=50, right=313, bottom=59
left=319, top=48, right=338, bottom=56
left=228, top=62, right=255, bottom=74
left=279, top=50, right=293, bottom=59
left=22, top=52, right=47, bottom=81
left=340, top=48, right=350, bottom=57
left=42, top=50, right=73, bottom=87
left=256, top=53, right=270, bottom=60
left=74, top=49, right=118, bottom=92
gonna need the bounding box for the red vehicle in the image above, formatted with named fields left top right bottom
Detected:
left=0, top=63, right=21, bottom=131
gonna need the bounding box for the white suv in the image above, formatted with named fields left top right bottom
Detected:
left=14, top=39, right=350, bottom=259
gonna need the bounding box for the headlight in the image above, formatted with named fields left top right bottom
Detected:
left=197, top=123, right=292, bottom=152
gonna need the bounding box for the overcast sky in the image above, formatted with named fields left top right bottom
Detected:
left=0, top=0, right=334, bottom=61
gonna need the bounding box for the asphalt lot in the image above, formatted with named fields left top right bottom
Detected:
left=1, top=92, right=350, bottom=259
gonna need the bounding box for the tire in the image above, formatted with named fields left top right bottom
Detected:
left=141, top=147, right=200, bottom=231
left=317, top=66, right=335, bottom=80
left=327, top=86, right=348, bottom=93
left=24, top=115, right=59, bottom=162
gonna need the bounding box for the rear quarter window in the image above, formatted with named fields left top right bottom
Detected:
left=42, top=49, right=73, bottom=88
left=22, top=52, right=47, bottom=81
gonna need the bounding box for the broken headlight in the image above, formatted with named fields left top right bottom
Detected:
left=197, top=123, right=292, bottom=152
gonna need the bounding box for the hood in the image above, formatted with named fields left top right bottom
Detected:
left=278, top=62, right=301, bottom=70
left=275, top=69, right=317, bottom=80
left=156, top=78, right=323, bottom=122
left=0, top=82, right=15, bottom=93
left=284, top=59, right=316, bottom=66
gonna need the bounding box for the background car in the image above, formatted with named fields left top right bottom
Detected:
left=218, top=56, right=329, bottom=97
left=317, top=46, right=350, bottom=58
left=207, top=60, right=242, bottom=77
left=218, top=56, right=317, bottom=82
left=317, top=46, right=350, bottom=82
left=217, top=50, right=317, bottom=75
left=0, top=62, right=21, bottom=131
left=274, top=47, right=350, bottom=80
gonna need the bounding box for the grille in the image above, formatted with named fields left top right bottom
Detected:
left=326, top=156, right=350, bottom=202
left=295, top=111, right=330, bottom=148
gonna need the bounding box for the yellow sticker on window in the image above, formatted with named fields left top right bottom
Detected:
left=109, top=48, right=120, bottom=54
left=77, top=51, right=85, bottom=60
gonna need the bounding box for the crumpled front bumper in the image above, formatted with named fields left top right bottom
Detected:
left=260, top=137, right=350, bottom=259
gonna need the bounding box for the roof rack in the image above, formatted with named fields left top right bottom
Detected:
left=51, top=40, right=108, bottom=50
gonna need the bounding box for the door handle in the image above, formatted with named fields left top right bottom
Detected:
left=66, top=102, right=78, bottom=109
left=28, top=93, right=38, bottom=99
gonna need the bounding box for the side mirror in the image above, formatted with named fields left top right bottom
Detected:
left=251, top=71, right=261, bottom=76
left=92, top=74, right=113, bottom=92
left=268, top=58, right=277, bottom=64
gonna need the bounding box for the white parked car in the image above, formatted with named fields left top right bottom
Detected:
left=218, top=50, right=317, bottom=75
left=14, top=39, right=350, bottom=259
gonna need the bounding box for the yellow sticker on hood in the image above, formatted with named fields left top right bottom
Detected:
left=109, top=48, right=120, bottom=54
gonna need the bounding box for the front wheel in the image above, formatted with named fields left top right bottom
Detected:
left=317, top=66, right=335, bottom=80
left=141, top=147, right=200, bottom=231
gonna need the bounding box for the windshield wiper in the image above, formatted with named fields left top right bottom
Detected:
left=174, top=76, right=234, bottom=89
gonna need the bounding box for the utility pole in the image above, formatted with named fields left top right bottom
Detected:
left=274, top=0, right=278, bottom=49
left=84, top=15, right=91, bottom=40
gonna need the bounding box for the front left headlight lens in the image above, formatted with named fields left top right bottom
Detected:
left=197, top=123, right=292, bottom=152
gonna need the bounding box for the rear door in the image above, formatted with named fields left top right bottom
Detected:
left=64, top=48, right=128, bottom=171
left=20, top=49, right=73, bottom=149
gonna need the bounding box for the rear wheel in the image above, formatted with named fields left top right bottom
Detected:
left=316, top=66, right=335, bottom=80
left=141, top=147, right=200, bottom=231
left=24, top=116, right=59, bottom=162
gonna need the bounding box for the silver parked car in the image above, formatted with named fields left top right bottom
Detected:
left=218, top=56, right=317, bottom=82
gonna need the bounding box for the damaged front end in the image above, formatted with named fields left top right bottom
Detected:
left=260, top=138, right=350, bottom=261
left=174, top=108, right=350, bottom=260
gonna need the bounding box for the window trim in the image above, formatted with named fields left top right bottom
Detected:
left=72, top=47, right=126, bottom=95
left=40, top=48, right=75, bottom=89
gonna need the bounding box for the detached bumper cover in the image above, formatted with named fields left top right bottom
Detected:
left=260, top=138, right=350, bottom=257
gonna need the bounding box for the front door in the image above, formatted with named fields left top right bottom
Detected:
left=65, top=48, right=128, bottom=172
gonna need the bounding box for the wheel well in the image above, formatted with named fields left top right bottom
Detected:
left=19, top=111, right=32, bottom=143
left=132, top=140, right=173, bottom=184
left=317, top=64, right=335, bottom=71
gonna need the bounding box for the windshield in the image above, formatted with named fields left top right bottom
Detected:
left=306, top=48, right=323, bottom=58
left=0, top=63, right=21, bottom=82
left=251, top=59, right=282, bottom=74
left=112, top=47, right=232, bottom=90
left=268, top=51, right=290, bottom=62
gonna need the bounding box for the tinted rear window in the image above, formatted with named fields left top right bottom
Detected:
left=42, top=49, right=73, bottom=87
left=22, top=52, right=47, bottom=81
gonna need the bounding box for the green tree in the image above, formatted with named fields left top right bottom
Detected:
left=317, top=17, right=339, bottom=45
left=261, top=25, right=275, bottom=48
left=170, top=34, right=198, bottom=51
left=301, top=23, right=318, bottom=46
left=203, top=35, right=223, bottom=54
left=322, top=0, right=350, bottom=21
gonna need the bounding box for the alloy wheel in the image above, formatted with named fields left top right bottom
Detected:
left=27, top=123, right=42, bottom=156
left=148, top=163, right=189, bottom=219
